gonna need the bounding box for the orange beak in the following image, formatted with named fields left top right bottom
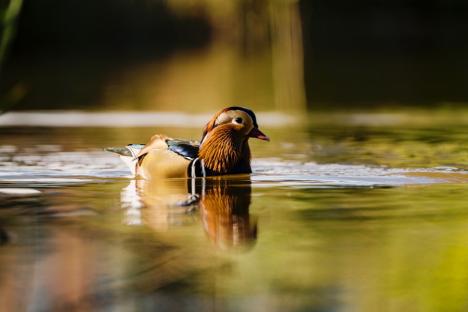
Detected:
left=249, top=127, right=270, bottom=141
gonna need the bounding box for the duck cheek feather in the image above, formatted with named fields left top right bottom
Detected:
left=198, top=127, right=252, bottom=175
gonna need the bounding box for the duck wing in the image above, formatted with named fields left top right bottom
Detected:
left=105, top=144, right=145, bottom=158
left=166, top=139, right=199, bottom=160
left=135, top=135, right=199, bottom=160
left=107, top=135, right=200, bottom=178
left=105, top=144, right=145, bottom=175
left=135, top=135, right=199, bottom=179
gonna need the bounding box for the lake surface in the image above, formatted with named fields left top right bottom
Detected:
left=0, top=110, right=467, bottom=311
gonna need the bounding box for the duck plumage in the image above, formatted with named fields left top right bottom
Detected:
left=107, top=107, right=269, bottom=179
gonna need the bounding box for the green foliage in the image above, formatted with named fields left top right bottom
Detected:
left=0, top=0, right=23, bottom=113
left=0, top=0, right=22, bottom=67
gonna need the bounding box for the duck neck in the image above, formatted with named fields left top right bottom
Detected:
left=199, top=127, right=251, bottom=174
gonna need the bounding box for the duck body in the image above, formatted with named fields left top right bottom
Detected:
left=107, top=107, right=269, bottom=179
left=137, top=136, right=195, bottom=179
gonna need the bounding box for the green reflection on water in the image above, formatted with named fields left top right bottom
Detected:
left=1, top=182, right=467, bottom=311
left=0, top=110, right=467, bottom=311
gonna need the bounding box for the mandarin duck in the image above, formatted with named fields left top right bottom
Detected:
left=107, top=107, right=269, bottom=179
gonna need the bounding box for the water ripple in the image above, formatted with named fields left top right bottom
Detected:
left=0, top=149, right=465, bottom=188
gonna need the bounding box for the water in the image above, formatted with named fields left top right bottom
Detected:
left=0, top=110, right=467, bottom=311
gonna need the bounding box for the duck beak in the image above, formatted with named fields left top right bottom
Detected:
left=249, top=127, right=270, bottom=141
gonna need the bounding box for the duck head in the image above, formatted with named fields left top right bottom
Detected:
left=199, top=107, right=269, bottom=174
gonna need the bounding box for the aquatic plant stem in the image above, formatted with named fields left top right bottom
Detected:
left=0, top=0, right=23, bottom=70
left=0, top=0, right=23, bottom=114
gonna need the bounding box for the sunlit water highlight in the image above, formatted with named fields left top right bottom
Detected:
left=1, top=149, right=464, bottom=188
left=0, top=111, right=296, bottom=127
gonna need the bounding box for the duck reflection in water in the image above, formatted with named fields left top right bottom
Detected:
left=121, top=175, right=257, bottom=251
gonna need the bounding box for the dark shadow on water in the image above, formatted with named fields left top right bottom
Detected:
left=0, top=227, right=9, bottom=245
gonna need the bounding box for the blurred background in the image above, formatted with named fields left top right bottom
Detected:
left=1, top=0, right=468, bottom=113
left=1, top=2, right=468, bottom=311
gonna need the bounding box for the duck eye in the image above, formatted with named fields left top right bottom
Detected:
left=234, top=117, right=243, bottom=124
